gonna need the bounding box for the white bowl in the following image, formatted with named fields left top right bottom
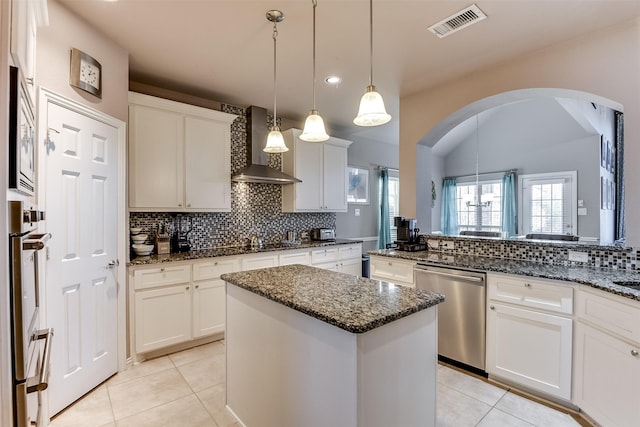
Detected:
left=131, top=234, right=148, bottom=244
left=130, top=227, right=143, bottom=235
left=133, top=244, right=154, bottom=256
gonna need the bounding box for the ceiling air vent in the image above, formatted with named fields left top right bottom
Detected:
left=428, top=4, right=487, bottom=38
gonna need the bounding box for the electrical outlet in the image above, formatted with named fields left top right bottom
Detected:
left=354, top=208, right=360, bottom=217
left=442, top=241, right=455, bottom=250
left=568, top=250, right=589, bottom=263
left=427, top=240, right=440, bottom=250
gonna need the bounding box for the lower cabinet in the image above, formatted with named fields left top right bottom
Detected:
left=369, top=255, right=416, bottom=287
left=486, top=273, right=574, bottom=401
left=573, top=287, right=640, bottom=427
left=131, top=257, right=240, bottom=355
left=311, top=243, right=362, bottom=276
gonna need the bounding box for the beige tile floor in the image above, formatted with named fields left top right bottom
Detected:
left=49, top=340, right=588, bottom=427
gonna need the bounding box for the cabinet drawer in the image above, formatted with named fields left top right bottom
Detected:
left=370, top=257, right=415, bottom=286
left=133, top=265, right=191, bottom=290
left=577, top=286, right=640, bottom=344
left=311, top=247, right=339, bottom=264
left=279, top=251, right=310, bottom=266
left=339, top=244, right=361, bottom=261
left=488, top=274, right=574, bottom=315
left=242, top=254, right=278, bottom=271
left=193, top=257, right=240, bottom=281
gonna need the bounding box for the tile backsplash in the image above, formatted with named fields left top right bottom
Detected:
left=421, top=235, right=639, bottom=270
left=129, top=103, right=336, bottom=250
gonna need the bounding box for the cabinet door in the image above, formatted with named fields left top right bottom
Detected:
left=193, top=279, right=226, bottom=337
left=322, top=142, right=348, bottom=212
left=293, top=139, right=323, bottom=211
left=340, top=258, right=362, bottom=277
left=129, top=104, right=184, bottom=209
left=574, top=322, right=640, bottom=427
left=184, top=116, right=231, bottom=211
left=135, top=284, right=191, bottom=353
left=279, top=251, right=310, bottom=266
left=486, top=303, right=572, bottom=400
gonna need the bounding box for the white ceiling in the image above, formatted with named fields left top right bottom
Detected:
left=57, top=0, right=640, bottom=144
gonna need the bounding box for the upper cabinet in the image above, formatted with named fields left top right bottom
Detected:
left=128, top=92, right=237, bottom=212
left=281, top=128, right=352, bottom=213
left=10, top=0, right=48, bottom=103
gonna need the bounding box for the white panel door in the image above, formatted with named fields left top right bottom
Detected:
left=46, top=102, right=119, bottom=415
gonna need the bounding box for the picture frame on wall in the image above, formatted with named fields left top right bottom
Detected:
left=600, top=135, right=606, bottom=168
left=347, top=166, right=370, bottom=205
left=601, top=177, right=605, bottom=210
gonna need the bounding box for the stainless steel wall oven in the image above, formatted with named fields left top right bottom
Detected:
left=9, top=201, right=53, bottom=427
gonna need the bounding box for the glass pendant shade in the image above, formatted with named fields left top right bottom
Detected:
left=354, top=85, right=391, bottom=126
left=300, top=109, right=329, bottom=142
left=264, top=126, right=288, bottom=153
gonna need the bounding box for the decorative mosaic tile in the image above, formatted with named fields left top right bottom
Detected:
left=419, top=235, right=638, bottom=270
left=129, top=103, right=335, bottom=251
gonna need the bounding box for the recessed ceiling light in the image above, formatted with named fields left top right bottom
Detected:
left=324, top=75, right=342, bottom=86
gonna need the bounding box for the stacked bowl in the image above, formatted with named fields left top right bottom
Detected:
left=131, top=227, right=154, bottom=256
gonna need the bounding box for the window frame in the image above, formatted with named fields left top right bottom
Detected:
left=455, top=179, right=503, bottom=233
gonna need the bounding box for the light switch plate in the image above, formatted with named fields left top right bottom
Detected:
left=442, top=241, right=455, bottom=250
left=578, top=208, right=587, bottom=216
left=355, top=209, right=360, bottom=217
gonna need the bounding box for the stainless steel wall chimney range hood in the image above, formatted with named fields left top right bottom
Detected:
left=231, top=106, right=301, bottom=184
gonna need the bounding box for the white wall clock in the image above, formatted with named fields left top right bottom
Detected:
left=70, top=48, right=102, bottom=98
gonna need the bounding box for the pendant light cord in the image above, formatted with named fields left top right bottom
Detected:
left=369, top=0, right=373, bottom=86
left=272, top=21, right=279, bottom=127
left=312, top=0, right=318, bottom=110
left=475, top=114, right=480, bottom=198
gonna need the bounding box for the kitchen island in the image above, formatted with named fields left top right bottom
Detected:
left=221, top=264, right=444, bottom=427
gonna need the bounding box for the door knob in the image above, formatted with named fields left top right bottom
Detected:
left=632, top=349, right=639, bottom=357
left=106, top=259, right=119, bottom=269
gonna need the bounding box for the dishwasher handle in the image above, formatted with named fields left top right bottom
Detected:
left=415, top=268, right=485, bottom=283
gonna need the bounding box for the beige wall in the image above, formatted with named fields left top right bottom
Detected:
left=36, top=0, right=129, bottom=122
left=400, top=18, right=640, bottom=245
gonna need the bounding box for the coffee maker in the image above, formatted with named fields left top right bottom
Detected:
left=393, top=216, right=426, bottom=251
left=171, top=214, right=192, bottom=252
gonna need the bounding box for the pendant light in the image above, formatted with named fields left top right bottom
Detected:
left=466, top=114, right=494, bottom=208
left=300, top=0, right=329, bottom=142
left=353, top=0, right=391, bottom=127
left=264, top=10, right=289, bottom=153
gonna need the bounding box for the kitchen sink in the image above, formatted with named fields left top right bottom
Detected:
left=612, top=280, right=640, bottom=290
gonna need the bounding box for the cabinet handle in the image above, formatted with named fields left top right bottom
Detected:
left=160, top=268, right=165, bottom=272
left=195, top=284, right=199, bottom=289
left=186, top=286, right=190, bottom=291
left=632, top=349, right=639, bottom=357
left=178, top=203, right=182, bottom=207
left=490, top=305, right=495, bottom=310
left=187, top=204, right=191, bottom=208
left=525, top=283, right=531, bottom=287
left=214, top=262, right=218, bottom=265
left=388, top=262, right=392, bottom=266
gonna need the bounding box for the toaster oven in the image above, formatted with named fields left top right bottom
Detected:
left=310, top=228, right=335, bottom=241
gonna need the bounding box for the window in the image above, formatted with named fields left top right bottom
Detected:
left=382, top=170, right=400, bottom=241
left=519, top=172, right=576, bottom=236
left=456, top=180, right=502, bottom=233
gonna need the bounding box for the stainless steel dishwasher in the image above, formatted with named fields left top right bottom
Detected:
left=414, top=263, right=486, bottom=373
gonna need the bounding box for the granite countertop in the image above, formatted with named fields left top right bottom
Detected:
left=221, top=264, right=444, bottom=334
left=128, top=239, right=361, bottom=267
left=368, top=249, right=640, bottom=302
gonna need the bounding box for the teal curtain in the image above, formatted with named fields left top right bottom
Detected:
left=378, top=169, right=392, bottom=249
left=441, top=178, right=458, bottom=236
left=501, top=172, right=517, bottom=237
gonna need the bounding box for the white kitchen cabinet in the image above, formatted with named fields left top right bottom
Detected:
left=311, top=243, right=362, bottom=276
left=486, top=273, right=574, bottom=401
left=192, top=258, right=241, bottom=338
left=574, top=287, right=640, bottom=427
left=10, top=0, right=48, bottom=103
left=134, top=276, right=192, bottom=354
left=128, top=92, right=236, bottom=212
left=369, top=255, right=416, bottom=287
left=131, top=257, right=240, bottom=356
left=281, top=128, right=352, bottom=212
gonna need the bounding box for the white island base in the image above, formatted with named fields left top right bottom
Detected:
left=226, top=284, right=438, bottom=427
